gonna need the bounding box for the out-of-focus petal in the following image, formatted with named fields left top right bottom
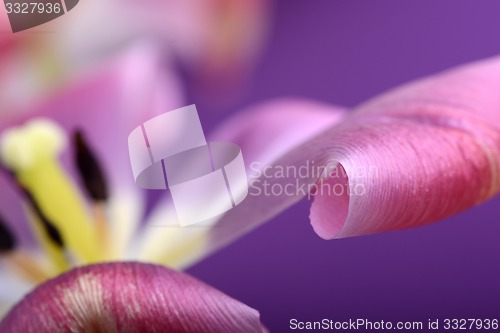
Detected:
left=136, top=99, right=345, bottom=268
left=0, top=262, right=266, bottom=333
left=188, top=0, right=271, bottom=105
left=214, top=56, right=500, bottom=242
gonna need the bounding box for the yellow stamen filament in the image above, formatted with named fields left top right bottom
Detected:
left=93, top=202, right=111, bottom=258
left=0, top=118, right=210, bottom=279
left=26, top=208, right=69, bottom=273
left=0, top=119, right=101, bottom=265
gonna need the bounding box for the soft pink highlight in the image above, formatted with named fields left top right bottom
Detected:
left=310, top=163, right=350, bottom=238
left=0, top=262, right=265, bottom=333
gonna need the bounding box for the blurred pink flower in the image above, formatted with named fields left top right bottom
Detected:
left=0, top=0, right=271, bottom=111
left=0, top=262, right=266, bottom=333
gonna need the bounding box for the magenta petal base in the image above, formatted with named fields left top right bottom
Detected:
left=0, top=262, right=266, bottom=333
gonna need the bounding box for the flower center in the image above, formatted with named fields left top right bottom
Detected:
left=0, top=119, right=108, bottom=277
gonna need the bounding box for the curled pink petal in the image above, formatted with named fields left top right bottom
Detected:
left=0, top=262, right=265, bottom=333
left=311, top=56, right=500, bottom=239
left=211, top=56, right=500, bottom=244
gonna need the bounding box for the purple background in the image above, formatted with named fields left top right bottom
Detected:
left=187, top=1, right=500, bottom=332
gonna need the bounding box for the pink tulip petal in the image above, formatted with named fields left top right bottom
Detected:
left=0, top=262, right=265, bottom=333
left=210, top=56, right=500, bottom=245
left=311, top=56, right=500, bottom=239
